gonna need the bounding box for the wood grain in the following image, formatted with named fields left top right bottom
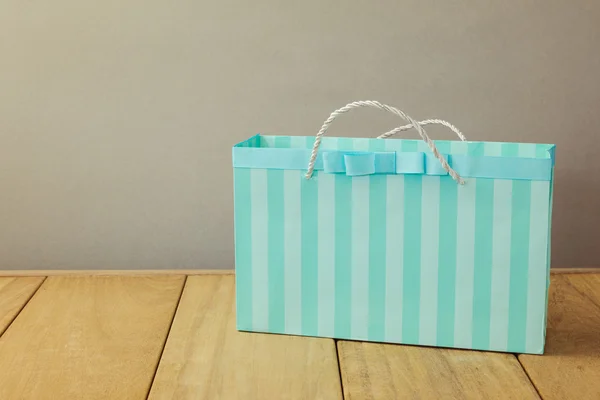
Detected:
left=148, top=275, right=342, bottom=400
left=519, top=274, right=600, bottom=400
left=0, top=277, right=44, bottom=336
left=0, top=275, right=185, bottom=400
left=338, top=341, right=539, bottom=400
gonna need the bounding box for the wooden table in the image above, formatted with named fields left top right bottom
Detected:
left=0, top=271, right=598, bottom=399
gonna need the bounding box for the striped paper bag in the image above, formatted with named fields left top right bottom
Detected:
left=232, top=101, right=555, bottom=354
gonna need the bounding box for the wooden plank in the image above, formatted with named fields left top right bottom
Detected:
left=0, top=275, right=185, bottom=400
left=148, top=275, right=342, bottom=400
left=338, top=341, right=539, bottom=399
left=0, top=269, right=234, bottom=277
left=0, top=277, right=44, bottom=336
left=551, top=268, right=600, bottom=274
left=519, top=273, right=600, bottom=400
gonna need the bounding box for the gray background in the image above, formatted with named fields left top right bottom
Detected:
left=1, top=0, right=599, bottom=270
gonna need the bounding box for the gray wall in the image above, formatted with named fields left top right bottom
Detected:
left=1, top=1, right=599, bottom=270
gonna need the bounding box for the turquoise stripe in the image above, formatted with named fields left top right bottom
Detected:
left=508, top=179, right=531, bottom=352
left=234, top=168, right=252, bottom=330
left=470, top=143, right=484, bottom=158
left=305, top=136, right=315, bottom=149
left=489, top=180, right=512, bottom=351
left=317, top=138, right=339, bottom=337
left=368, top=140, right=387, bottom=341
left=471, top=178, right=494, bottom=349
left=260, top=136, right=276, bottom=147
left=419, top=176, right=440, bottom=345
left=351, top=176, right=370, bottom=339
left=334, top=176, right=352, bottom=338
left=436, top=176, right=458, bottom=347
left=368, top=174, right=387, bottom=341
left=268, top=136, right=289, bottom=333
left=267, top=169, right=285, bottom=333
left=402, top=189, right=422, bottom=343
left=334, top=138, right=354, bottom=338
left=301, top=170, right=319, bottom=336
left=502, top=143, right=520, bottom=157
left=435, top=141, right=457, bottom=347
left=275, top=136, right=291, bottom=148
left=526, top=180, right=551, bottom=353
left=402, top=140, right=421, bottom=344
left=351, top=139, right=370, bottom=339
left=402, top=174, right=422, bottom=344
left=466, top=141, right=485, bottom=156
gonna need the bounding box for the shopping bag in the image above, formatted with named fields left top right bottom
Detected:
left=232, top=100, right=555, bottom=354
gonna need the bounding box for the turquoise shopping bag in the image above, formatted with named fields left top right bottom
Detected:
left=232, top=101, right=555, bottom=354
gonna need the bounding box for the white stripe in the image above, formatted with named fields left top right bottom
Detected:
left=454, top=178, right=477, bottom=348
left=518, top=143, right=538, bottom=158
left=451, top=141, right=469, bottom=156
left=489, top=179, right=512, bottom=351
left=290, top=136, right=308, bottom=148
left=349, top=138, right=371, bottom=339
left=250, top=169, right=269, bottom=331
left=384, top=138, right=404, bottom=342
left=484, top=142, right=502, bottom=157
left=384, top=139, right=404, bottom=153
left=351, top=175, right=370, bottom=340
left=354, top=138, right=371, bottom=151
left=419, top=176, right=440, bottom=345
left=316, top=138, right=338, bottom=337
left=526, top=180, right=551, bottom=353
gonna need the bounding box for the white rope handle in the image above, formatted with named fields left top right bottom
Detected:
left=306, top=101, right=465, bottom=184
left=378, top=119, right=467, bottom=141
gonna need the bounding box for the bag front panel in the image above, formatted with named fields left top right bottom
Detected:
left=234, top=138, right=552, bottom=354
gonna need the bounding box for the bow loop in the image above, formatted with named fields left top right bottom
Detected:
left=322, top=151, right=395, bottom=176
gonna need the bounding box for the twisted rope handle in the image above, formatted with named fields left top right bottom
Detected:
left=378, top=119, right=467, bottom=141
left=306, top=101, right=465, bottom=184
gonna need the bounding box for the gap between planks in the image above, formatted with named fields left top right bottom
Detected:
left=2, top=272, right=600, bottom=399
left=0, top=275, right=186, bottom=400
left=518, top=273, right=600, bottom=400
left=148, top=275, right=342, bottom=399
left=144, top=275, right=189, bottom=399
left=0, top=277, right=46, bottom=337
